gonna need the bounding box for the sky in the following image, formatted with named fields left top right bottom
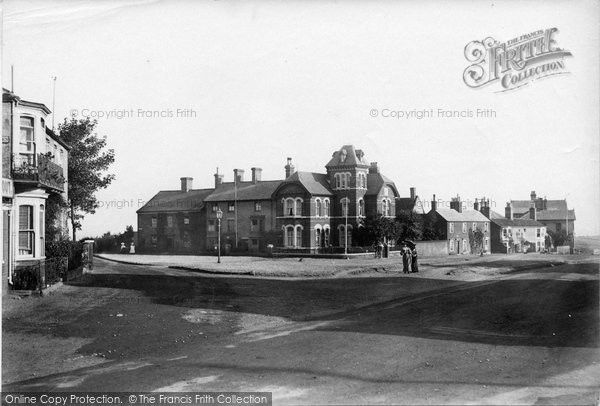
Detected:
left=2, top=0, right=599, bottom=237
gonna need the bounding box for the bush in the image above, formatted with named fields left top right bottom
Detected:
left=13, top=266, right=40, bottom=290
left=45, top=240, right=84, bottom=271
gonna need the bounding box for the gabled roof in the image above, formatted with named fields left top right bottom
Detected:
left=278, top=171, right=333, bottom=196
left=325, top=145, right=370, bottom=168
left=137, top=188, right=213, bottom=214
left=432, top=208, right=490, bottom=222
left=397, top=196, right=425, bottom=214
left=488, top=210, right=505, bottom=220
left=366, top=172, right=398, bottom=196
left=203, top=180, right=282, bottom=202
left=491, top=217, right=546, bottom=227
left=517, top=209, right=576, bottom=221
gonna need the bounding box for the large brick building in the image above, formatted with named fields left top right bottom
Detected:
left=137, top=145, right=400, bottom=253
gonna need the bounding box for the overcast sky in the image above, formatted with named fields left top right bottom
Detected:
left=3, top=0, right=599, bottom=237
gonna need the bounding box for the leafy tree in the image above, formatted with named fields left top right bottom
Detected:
left=356, top=214, right=395, bottom=246
left=394, top=209, right=423, bottom=243
left=468, top=227, right=485, bottom=254
left=547, top=229, right=572, bottom=247
left=57, top=117, right=115, bottom=240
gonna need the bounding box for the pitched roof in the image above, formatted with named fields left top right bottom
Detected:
left=510, top=199, right=568, bottom=213
left=137, top=188, right=213, bottom=213
left=489, top=210, right=505, bottom=220
left=366, top=172, right=398, bottom=196
left=517, top=209, right=576, bottom=221
left=203, top=180, right=282, bottom=202
left=433, top=208, right=490, bottom=222
left=325, top=145, right=370, bottom=168
left=278, top=171, right=333, bottom=196
left=491, top=217, right=546, bottom=227
left=397, top=196, right=425, bottom=214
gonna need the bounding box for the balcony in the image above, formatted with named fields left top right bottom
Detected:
left=12, top=153, right=65, bottom=192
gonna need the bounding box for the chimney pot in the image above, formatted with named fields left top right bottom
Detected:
left=410, top=187, right=416, bottom=199
left=431, top=194, right=437, bottom=212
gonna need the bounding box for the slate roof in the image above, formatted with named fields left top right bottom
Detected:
left=278, top=171, right=333, bottom=196
left=325, top=145, right=370, bottom=168
left=137, top=189, right=213, bottom=213
left=517, top=209, right=576, bottom=221
left=510, top=199, right=568, bottom=213
left=366, top=172, right=398, bottom=196
left=433, top=208, right=490, bottom=222
left=491, top=217, right=546, bottom=228
left=203, top=180, right=282, bottom=202
left=397, top=197, right=425, bottom=214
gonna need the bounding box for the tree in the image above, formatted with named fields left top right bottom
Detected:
left=394, top=209, right=423, bottom=243
left=468, top=227, right=485, bottom=254
left=355, top=214, right=394, bottom=246
left=57, top=117, right=115, bottom=240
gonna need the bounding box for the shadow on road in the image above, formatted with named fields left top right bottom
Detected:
left=66, top=261, right=599, bottom=349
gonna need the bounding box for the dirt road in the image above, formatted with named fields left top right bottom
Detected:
left=2, top=258, right=599, bottom=404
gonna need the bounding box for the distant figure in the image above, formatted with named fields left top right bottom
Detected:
left=411, top=248, right=419, bottom=273
left=129, top=242, right=135, bottom=254
left=402, top=246, right=412, bottom=274
left=120, top=242, right=126, bottom=254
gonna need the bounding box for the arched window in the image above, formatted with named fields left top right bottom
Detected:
left=357, top=173, right=366, bottom=189
left=323, top=199, right=330, bottom=217
left=295, top=225, right=303, bottom=247
left=324, top=226, right=330, bottom=246
left=382, top=199, right=390, bottom=216
left=316, top=199, right=322, bottom=217
left=315, top=226, right=322, bottom=248
left=295, top=199, right=303, bottom=217
left=341, top=198, right=349, bottom=217
left=358, top=199, right=365, bottom=217
left=285, top=226, right=294, bottom=247
left=285, top=198, right=295, bottom=216
left=338, top=225, right=353, bottom=247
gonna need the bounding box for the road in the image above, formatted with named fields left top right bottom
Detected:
left=3, top=258, right=599, bottom=404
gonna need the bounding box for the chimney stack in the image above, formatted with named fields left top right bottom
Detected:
left=431, top=194, right=437, bottom=212
left=505, top=202, right=513, bottom=220
left=529, top=202, right=537, bottom=220
left=530, top=190, right=537, bottom=201
left=410, top=187, right=416, bottom=200
left=474, top=198, right=479, bottom=211
left=450, top=195, right=462, bottom=213
left=369, top=162, right=379, bottom=174
left=180, top=177, right=193, bottom=193
left=251, top=167, right=262, bottom=184
left=233, top=169, right=245, bottom=183
left=214, top=168, right=224, bottom=188
left=481, top=198, right=491, bottom=219
left=285, top=158, right=295, bottom=178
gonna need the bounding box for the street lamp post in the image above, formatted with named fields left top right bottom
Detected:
left=216, top=208, right=223, bottom=264
left=344, top=197, right=348, bottom=256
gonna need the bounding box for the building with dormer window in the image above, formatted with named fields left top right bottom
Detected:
left=137, top=145, right=400, bottom=254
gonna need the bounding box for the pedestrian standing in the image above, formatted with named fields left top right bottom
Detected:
left=405, top=247, right=412, bottom=273
left=120, top=242, right=126, bottom=254
left=129, top=242, right=135, bottom=254
left=411, top=247, right=419, bottom=273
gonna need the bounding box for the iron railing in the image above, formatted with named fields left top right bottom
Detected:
left=12, top=153, right=65, bottom=192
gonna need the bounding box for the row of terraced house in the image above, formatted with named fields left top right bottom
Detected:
left=137, top=145, right=575, bottom=256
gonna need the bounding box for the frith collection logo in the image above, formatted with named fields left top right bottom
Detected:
left=463, top=28, right=572, bottom=92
